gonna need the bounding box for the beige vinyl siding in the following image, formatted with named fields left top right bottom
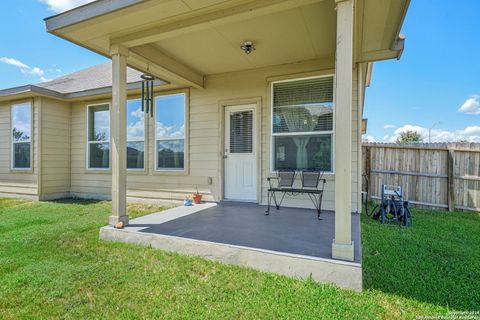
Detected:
left=70, top=96, right=210, bottom=201
left=39, top=98, right=71, bottom=199
left=68, top=59, right=360, bottom=211
left=0, top=99, right=39, bottom=198
left=70, top=99, right=111, bottom=199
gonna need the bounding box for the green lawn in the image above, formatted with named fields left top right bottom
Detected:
left=0, top=199, right=478, bottom=319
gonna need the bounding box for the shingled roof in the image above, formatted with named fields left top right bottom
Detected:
left=0, top=62, right=166, bottom=100
left=36, top=62, right=143, bottom=94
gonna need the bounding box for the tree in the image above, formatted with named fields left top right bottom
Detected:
left=396, top=130, right=423, bottom=144
left=12, top=128, right=29, bottom=141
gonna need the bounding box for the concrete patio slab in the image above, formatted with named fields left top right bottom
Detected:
left=100, top=202, right=362, bottom=291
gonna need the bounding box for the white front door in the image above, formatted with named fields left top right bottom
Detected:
left=224, top=105, right=257, bottom=201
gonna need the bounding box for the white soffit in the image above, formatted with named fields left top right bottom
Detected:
left=153, top=1, right=336, bottom=75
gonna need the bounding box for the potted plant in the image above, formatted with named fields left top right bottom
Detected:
left=192, top=186, right=203, bottom=204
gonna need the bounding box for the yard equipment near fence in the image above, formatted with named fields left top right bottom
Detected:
left=368, top=184, right=412, bottom=227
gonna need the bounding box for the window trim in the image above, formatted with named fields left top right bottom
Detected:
left=270, top=74, right=335, bottom=174
left=11, top=102, right=33, bottom=171
left=86, top=102, right=111, bottom=171
left=126, top=98, right=147, bottom=172
left=154, top=92, right=188, bottom=173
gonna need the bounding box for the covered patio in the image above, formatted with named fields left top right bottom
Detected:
left=44, top=0, right=409, bottom=289
left=100, top=202, right=362, bottom=290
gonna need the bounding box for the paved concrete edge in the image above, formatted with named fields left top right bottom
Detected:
left=100, top=226, right=363, bottom=291
left=127, top=202, right=217, bottom=227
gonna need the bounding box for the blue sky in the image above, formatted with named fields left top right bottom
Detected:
left=155, top=94, right=186, bottom=139
left=364, top=0, right=480, bottom=142
left=1, top=0, right=479, bottom=142
left=0, top=0, right=105, bottom=87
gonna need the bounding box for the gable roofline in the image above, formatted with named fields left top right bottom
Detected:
left=0, top=80, right=164, bottom=102
left=0, top=62, right=167, bottom=102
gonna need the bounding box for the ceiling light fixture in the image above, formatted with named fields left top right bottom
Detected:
left=240, top=41, right=256, bottom=55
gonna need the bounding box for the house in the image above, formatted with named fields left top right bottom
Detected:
left=0, top=0, right=409, bottom=287
left=0, top=63, right=167, bottom=200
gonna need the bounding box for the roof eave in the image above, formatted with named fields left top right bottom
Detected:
left=44, top=0, right=144, bottom=32
left=0, top=81, right=168, bottom=102
left=357, top=34, right=405, bottom=63
left=392, top=34, right=405, bottom=60
left=0, top=85, right=66, bottom=100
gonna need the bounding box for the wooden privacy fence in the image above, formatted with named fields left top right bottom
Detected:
left=362, top=142, right=480, bottom=212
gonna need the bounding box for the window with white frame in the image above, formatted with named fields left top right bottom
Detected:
left=155, top=93, right=186, bottom=170
left=87, top=104, right=110, bottom=169
left=272, top=76, right=334, bottom=172
left=126, top=99, right=145, bottom=170
left=11, top=103, right=32, bottom=169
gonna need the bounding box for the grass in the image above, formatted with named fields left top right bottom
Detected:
left=362, top=207, right=480, bottom=311
left=0, top=198, right=28, bottom=210
left=0, top=199, right=478, bottom=319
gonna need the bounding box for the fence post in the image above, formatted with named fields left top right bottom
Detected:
left=447, top=148, right=455, bottom=212
left=365, top=146, right=371, bottom=201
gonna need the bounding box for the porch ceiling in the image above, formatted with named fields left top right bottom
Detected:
left=150, top=1, right=336, bottom=75
left=45, top=0, right=409, bottom=87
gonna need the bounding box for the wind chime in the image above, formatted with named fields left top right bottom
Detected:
left=141, top=70, right=155, bottom=117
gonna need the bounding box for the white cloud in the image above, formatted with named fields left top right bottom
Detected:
left=156, top=122, right=184, bottom=139
left=127, top=120, right=145, bottom=141
left=362, top=135, right=376, bottom=142
left=31, top=67, right=44, bottom=76
left=384, top=124, right=480, bottom=143
left=126, top=106, right=145, bottom=140
left=131, top=107, right=144, bottom=120
left=40, top=0, right=95, bottom=13
left=0, top=57, right=29, bottom=69
left=1, top=56, right=46, bottom=79
left=458, top=95, right=480, bottom=115
left=383, top=124, right=396, bottom=129
left=21, top=67, right=45, bottom=76
left=12, top=104, right=32, bottom=140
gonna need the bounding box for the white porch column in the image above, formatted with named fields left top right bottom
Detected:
left=332, top=0, right=354, bottom=261
left=109, top=44, right=129, bottom=226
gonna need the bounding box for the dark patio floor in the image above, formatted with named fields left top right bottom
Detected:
left=133, top=202, right=361, bottom=263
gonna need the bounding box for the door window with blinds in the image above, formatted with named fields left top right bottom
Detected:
left=272, top=76, right=334, bottom=172
left=230, top=110, right=253, bottom=153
